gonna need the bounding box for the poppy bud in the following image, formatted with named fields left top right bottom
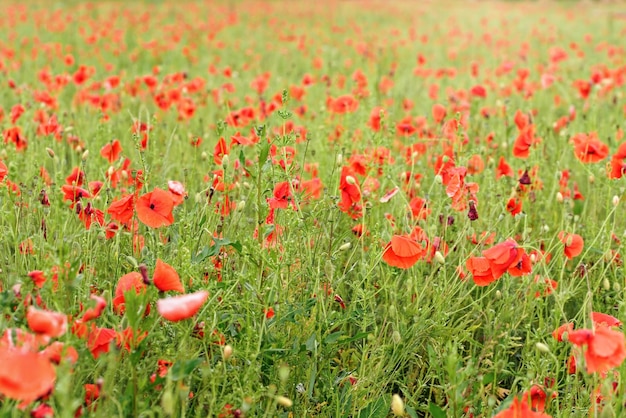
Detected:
left=434, top=251, right=445, bottom=264
left=46, top=148, right=55, bottom=158
left=495, top=290, right=502, bottom=299
left=336, top=153, right=343, bottom=165
left=535, top=342, right=550, bottom=354
left=614, top=282, right=621, bottom=292
left=392, top=330, right=402, bottom=344
left=276, top=396, right=293, bottom=408
left=434, top=174, right=443, bottom=184
left=588, top=174, right=595, bottom=184
left=278, top=365, right=290, bottom=382
left=81, top=150, right=89, bottom=161
left=556, top=192, right=564, bottom=203
left=442, top=155, right=449, bottom=163
left=324, top=260, right=334, bottom=280
left=391, top=394, right=405, bottom=416
left=222, top=154, right=230, bottom=168
left=162, top=390, right=174, bottom=415
left=339, top=242, right=351, bottom=251
left=201, top=151, right=208, bottom=160
left=237, top=200, right=246, bottom=211
left=603, top=278, right=611, bottom=291
left=613, top=195, right=620, bottom=207
left=345, top=175, right=357, bottom=185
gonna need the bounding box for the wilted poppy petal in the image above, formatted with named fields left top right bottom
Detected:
left=157, top=291, right=209, bottom=322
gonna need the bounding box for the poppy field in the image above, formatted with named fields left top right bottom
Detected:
left=2, top=0, right=626, bottom=416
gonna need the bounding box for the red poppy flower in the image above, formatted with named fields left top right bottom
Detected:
left=506, top=197, right=523, bottom=216
left=431, top=103, right=446, bottom=124
left=113, top=272, right=147, bottom=314
left=482, top=239, right=524, bottom=280
left=382, top=235, right=424, bottom=269
left=570, top=132, right=609, bottom=164
left=0, top=347, right=56, bottom=402
left=553, top=323, right=575, bottom=342
left=87, top=326, right=116, bottom=359
left=328, top=95, right=359, bottom=114
left=466, top=256, right=496, bottom=286
left=107, top=194, right=135, bottom=224
left=28, top=270, right=47, bottom=288
left=592, top=312, right=622, bottom=328
left=157, top=291, right=209, bottom=322
left=493, top=396, right=551, bottom=418
left=82, top=295, right=107, bottom=322
left=61, top=185, right=91, bottom=203
left=100, top=139, right=122, bottom=163
left=0, top=160, right=7, bottom=182
left=338, top=166, right=362, bottom=218
left=26, top=307, right=68, bottom=338
left=153, top=259, right=183, bottom=293
left=136, top=188, right=174, bottom=228
left=558, top=232, right=584, bottom=259
left=568, top=326, right=626, bottom=374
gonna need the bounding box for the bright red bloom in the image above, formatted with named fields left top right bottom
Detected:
left=482, top=239, right=524, bottom=280
left=100, top=139, right=122, bottom=163
left=558, top=232, right=584, bottom=259
left=382, top=235, right=424, bottom=269
left=26, top=307, right=68, bottom=338
left=570, top=132, right=609, bottom=164
left=153, top=259, right=183, bottom=293
left=28, top=270, right=47, bottom=288
left=466, top=256, right=496, bottom=286
left=136, top=188, right=175, bottom=228
left=107, top=194, right=135, bottom=224
left=338, top=166, right=362, bottom=218
left=328, top=95, right=359, bottom=114
left=157, top=291, right=209, bottom=322
left=494, top=396, right=551, bottom=418
left=113, top=272, right=147, bottom=314
left=0, top=347, right=56, bottom=402
left=0, top=160, right=7, bottom=182
left=568, top=326, right=626, bottom=374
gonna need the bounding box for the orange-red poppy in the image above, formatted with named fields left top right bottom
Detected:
left=466, top=256, right=496, bottom=286
left=568, top=326, right=626, bottom=374
left=0, top=160, right=7, bottom=182
left=153, top=259, right=183, bottom=293
left=136, top=188, right=174, bottom=228
left=592, top=312, right=622, bottom=328
left=558, top=232, right=584, bottom=259
left=570, top=132, right=609, bottom=164
left=113, top=272, right=147, bottom=314
left=382, top=235, right=424, bottom=269
left=26, top=307, right=68, bottom=339
left=493, top=395, right=551, bottom=418
left=100, top=139, right=122, bottom=163
left=107, top=194, right=135, bottom=225
left=0, top=347, right=56, bottom=402
left=482, top=239, right=524, bottom=280
left=157, top=290, right=209, bottom=322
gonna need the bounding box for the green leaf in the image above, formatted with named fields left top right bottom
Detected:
left=358, top=397, right=390, bottom=418
left=305, top=333, right=318, bottom=352
left=406, top=405, right=419, bottom=418
left=323, top=331, right=343, bottom=345
left=170, top=358, right=203, bottom=381
left=429, top=402, right=447, bottom=418
left=259, top=141, right=270, bottom=166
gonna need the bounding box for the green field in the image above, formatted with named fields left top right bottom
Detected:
left=0, top=1, right=626, bottom=417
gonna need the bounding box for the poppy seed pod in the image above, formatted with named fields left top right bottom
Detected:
left=391, top=394, right=405, bottom=416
